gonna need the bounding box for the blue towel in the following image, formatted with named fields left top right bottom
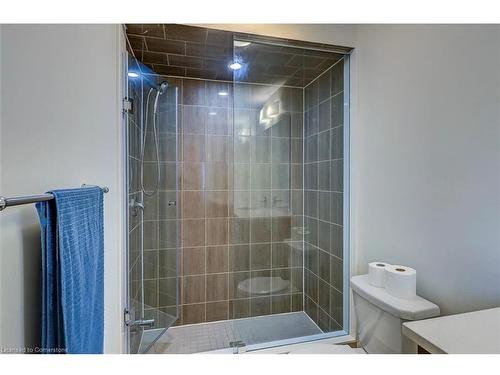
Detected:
left=36, top=187, right=104, bottom=354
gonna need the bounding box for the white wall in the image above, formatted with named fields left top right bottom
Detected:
left=353, top=25, right=500, bottom=315
left=201, top=24, right=500, bottom=316
left=0, top=24, right=125, bottom=353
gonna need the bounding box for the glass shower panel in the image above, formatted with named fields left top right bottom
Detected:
left=127, top=55, right=144, bottom=354
left=126, top=54, right=180, bottom=354
left=229, top=39, right=308, bottom=349
left=228, top=37, right=348, bottom=351
left=303, top=57, right=347, bottom=334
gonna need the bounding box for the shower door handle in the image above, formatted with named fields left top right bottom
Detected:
left=132, top=319, right=155, bottom=328
left=129, top=198, right=144, bottom=216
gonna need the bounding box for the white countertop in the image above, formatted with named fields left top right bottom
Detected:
left=402, top=307, right=500, bottom=354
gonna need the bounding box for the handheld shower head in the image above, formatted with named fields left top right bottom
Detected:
left=141, top=79, right=169, bottom=197
left=153, top=81, right=169, bottom=114
left=158, top=81, right=168, bottom=95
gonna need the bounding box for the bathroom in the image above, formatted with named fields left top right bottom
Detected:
left=1, top=1, right=500, bottom=372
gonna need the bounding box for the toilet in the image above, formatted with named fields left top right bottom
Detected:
left=351, top=274, right=440, bottom=353
left=272, top=274, right=440, bottom=355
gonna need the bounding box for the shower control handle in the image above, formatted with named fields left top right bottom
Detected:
left=255, top=196, right=267, bottom=206
left=272, top=196, right=283, bottom=206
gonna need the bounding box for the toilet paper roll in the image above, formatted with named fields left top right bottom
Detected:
left=385, top=265, right=417, bottom=299
left=368, top=262, right=391, bottom=287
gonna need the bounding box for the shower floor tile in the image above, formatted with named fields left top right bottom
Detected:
left=152, top=311, right=322, bottom=354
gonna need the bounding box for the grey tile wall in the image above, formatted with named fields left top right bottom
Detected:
left=154, top=77, right=305, bottom=326
left=230, top=82, right=304, bottom=320
left=128, top=60, right=346, bottom=335
left=303, top=60, right=345, bottom=332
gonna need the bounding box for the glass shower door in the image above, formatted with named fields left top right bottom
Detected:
left=228, top=36, right=349, bottom=351
left=126, top=54, right=180, bottom=353
left=228, top=38, right=307, bottom=349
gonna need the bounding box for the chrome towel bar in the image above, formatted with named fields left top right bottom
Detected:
left=0, top=185, right=109, bottom=212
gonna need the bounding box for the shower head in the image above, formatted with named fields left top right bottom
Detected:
left=158, top=81, right=168, bottom=95
left=142, top=80, right=168, bottom=197
left=151, top=81, right=169, bottom=116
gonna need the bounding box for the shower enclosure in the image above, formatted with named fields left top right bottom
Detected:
left=124, top=24, right=350, bottom=354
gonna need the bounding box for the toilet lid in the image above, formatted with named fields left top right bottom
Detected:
left=238, top=277, right=289, bottom=295
left=351, top=275, right=440, bottom=320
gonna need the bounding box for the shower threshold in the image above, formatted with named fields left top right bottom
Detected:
left=151, top=311, right=330, bottom=354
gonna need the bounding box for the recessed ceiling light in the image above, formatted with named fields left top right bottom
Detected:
left=234, top=41, right=251, bottom=48
left=127, top=72, right=139, bottom=78
left=218, top=91, right=229, bottom=96
left=228, top=62, right=242, bottom=70
left=208, top=111, right=217, bottom=116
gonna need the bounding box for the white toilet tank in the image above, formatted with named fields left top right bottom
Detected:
left=351, top=275, right=440, bottom=353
